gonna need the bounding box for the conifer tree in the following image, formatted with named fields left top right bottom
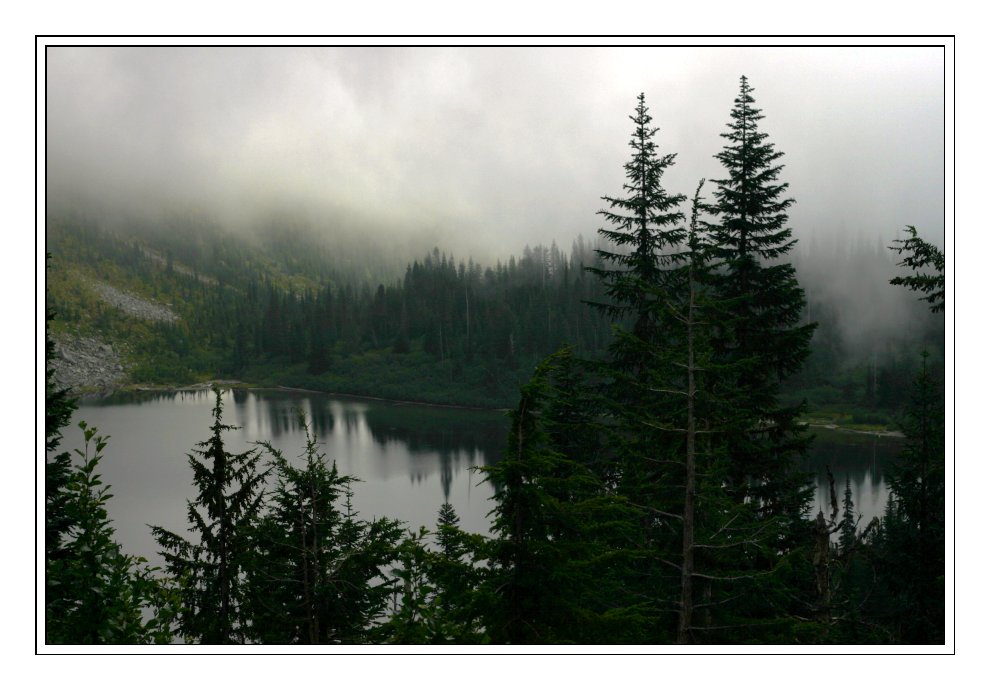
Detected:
left=45, top=309, right=75, bottom=607
left=382, top=528, right=438, bottom=643
left=377, top=505, right=490, bottom=644
left=246, top=413, right=402, bottom=643
left=588, top=92, right=688, bottom=523
left=46, top=423, right=178, bottom=644
left=663, top=181, right=747, bottom=642
left=481, top=354, right=648, bottom=643
left=876, top=227, right=945, bottom=643
left=638, top=181, right=781, bottom=643
left=590, top=92, right=687, bottom=346
left=426, top=502, right=490, bottom=641
left=585, top=99, right=780, bottom=642
left=839, top=478, right=857, bottom=550
left=151, top=388, right=269, bottom=643
left=481, top=368, right=571, bottom=643
left=889, top=226, right=944, bottom=314
left=705, top=75, right=815, bottom=525
left=877, top=352, right=945, bottom=643
left=435, top=502, right=461, bottom=557
left=46, top=304, right=176, bottom=644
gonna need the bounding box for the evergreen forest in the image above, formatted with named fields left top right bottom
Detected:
left=44, top=79, right=947, bottom=645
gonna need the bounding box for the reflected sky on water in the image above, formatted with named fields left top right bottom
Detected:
left=799, top=429, right=902, bottom=529
left=71, top=389, right=902, bottom=565
left=73, top=389, right=507, bottom=566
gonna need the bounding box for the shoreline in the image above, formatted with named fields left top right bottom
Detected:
left=805, top=423, right=905, bottom=440
left=103, top=382, right=904, bottom=436
left=119, top=380, right=509, bottom=413
left=271, top=385, right=508, bottom=413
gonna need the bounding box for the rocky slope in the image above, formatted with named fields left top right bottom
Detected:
left=49, top=335, right=128, bottom=395
left=48, top=281, right=182, bottom=394
left=93, top=281, right=179, bottom=323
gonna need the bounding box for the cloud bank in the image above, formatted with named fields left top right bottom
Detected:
left=46, top=46, right=944, bottom=259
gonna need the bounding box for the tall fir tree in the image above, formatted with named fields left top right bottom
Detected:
left=588, top=91, right=688, bottom=537
left=590, top=92, right=687, bottom=346
left=586, top=94, right=709, bottom=642
left=151, top=388, right=269, bottom=643
left=660, top=181, right=752, bottom=642
left=635, top=180, right=788, bottom=643
left=705, top=75, right=815, bottom=527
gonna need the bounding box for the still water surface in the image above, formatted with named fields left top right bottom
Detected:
left=72, top=388, right=901, bottom=566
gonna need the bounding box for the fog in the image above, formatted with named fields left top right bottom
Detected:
left=46, top=46, right=944, bottom=352
left=46, top=46, right=943, bottom=251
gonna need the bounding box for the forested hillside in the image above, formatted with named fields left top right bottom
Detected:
left=46, top=216, right=615, bottom=406
left=46, top=208, right=941, bottom=420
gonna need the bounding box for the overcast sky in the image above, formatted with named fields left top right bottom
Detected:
left=45, top=46, right=944, bottom=259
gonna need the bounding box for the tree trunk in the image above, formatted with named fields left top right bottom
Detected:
left=813, top=511, right=832, bottom=623
left=677, top=259, right=697, bottom=644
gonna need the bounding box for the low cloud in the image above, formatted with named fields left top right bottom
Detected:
left=46, top=46, right=944, bottom=260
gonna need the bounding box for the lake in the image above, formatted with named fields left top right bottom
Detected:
left=69, top=388, right=902, bottom=566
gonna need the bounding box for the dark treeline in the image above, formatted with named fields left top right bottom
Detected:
left=46, top=211, right=940, bottom=414
left=247, top=238, right=613, bottom=372
left=48, top=216, right=618, bottom=407
left=44, top=78, right=945, bottom=645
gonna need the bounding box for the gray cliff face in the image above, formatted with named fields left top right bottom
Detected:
left=48, top=335, right=128, bottom=395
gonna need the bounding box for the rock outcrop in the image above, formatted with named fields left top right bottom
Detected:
left=49, top=335, right=128, bottom=395
left=93, top=281, right=179, bottom=323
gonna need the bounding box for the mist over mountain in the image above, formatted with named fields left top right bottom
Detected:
left=45, top=46, right=945, bottom=366
left=47, top=47, right=943, bottom=256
